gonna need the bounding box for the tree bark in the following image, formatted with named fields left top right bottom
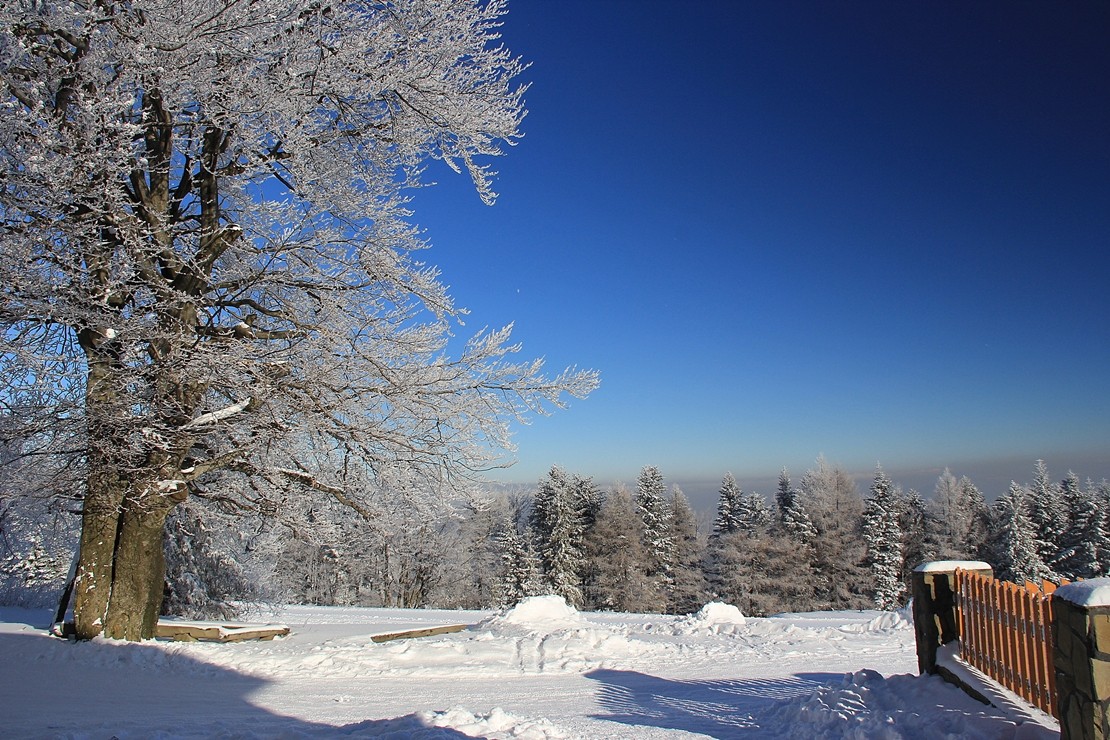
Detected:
left=103, top=495, right=173, bottom=640
left=72, top=477, right=124, bottom=640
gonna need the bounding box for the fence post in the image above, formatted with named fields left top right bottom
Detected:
left=911, top=560, right=993, bottom=674
left=1052, top=580, right=1110, bottom=740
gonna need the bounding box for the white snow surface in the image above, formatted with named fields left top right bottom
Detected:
left=914, top=560, right=993, bottom=573
left=0, top=596, right=1058, bottom=739
left=1054, top=578, right=1110, bottom=607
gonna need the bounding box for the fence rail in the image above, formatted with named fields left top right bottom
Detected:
left=952, top=568, right=1060, bottom=718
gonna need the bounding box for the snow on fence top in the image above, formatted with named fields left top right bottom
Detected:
left=913, top=560, right=992, bottom=573
left=1054, top=578, right=1110, bottom=607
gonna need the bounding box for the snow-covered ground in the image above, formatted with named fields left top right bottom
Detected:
left=1, top=597, right=1058, bottom=738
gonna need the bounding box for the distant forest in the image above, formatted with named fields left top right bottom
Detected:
left=3, top=457, right=1105, bottom=619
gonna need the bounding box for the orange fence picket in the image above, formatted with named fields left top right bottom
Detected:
left=952, top=569, right=1057, bottom=718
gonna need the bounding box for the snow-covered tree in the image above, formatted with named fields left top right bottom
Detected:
left=932, top=469, right=990, bottom=560
left=1027, top=460, right=1065, bottom=569
left=1055, top=477, right=1109, bottom=580
left=0, top=0, right=598, bottom=639
left=636, top=465, right=674, bottom=592
left=530, top=467, right=583, bottom=605
left=989, top=481, right=1052, bottom=584
left=713, top=473, right=744, bottom=536
left=799, top=456, right=868, bottom=610
left=666, top=486, right=707, bottom=614
left=582, top=487, right=657, bottom=612
left=899, top=489, right=938, bottom=583
left=862, top=466, right=905, bottom=610
left=493, top=514, right=540, bottom=608
left=162, top=500, right=257, bottom=619
left=776, top=469, right=817, bottom=545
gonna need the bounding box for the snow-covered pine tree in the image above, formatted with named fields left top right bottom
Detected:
left=1055, top=476, right=1109, bottom=580
left=636, top=466, right=674, bottom=598
left=957, top=476, right=992, bottom=560
left=862, top=466, right=906, bottom=610
left=572, top=475, right=604, bottom=537
left=530, top=467, right=583, bottom=606
left=776, top=469, right=817, bottom=545
left=162, top=500, right=257, bottom=618
left=899, top=489, right=938, bottom=584
left=494, top=515, right=540, bottom=607
left=1027, top=460, right=1065, bottom=571
left=582, top=487, right=658, bottom=612
left=713, top=473, right=744, bottom=536
left=989, top=481, right=1052, bottom=584
left=738, top=491, right=772, bottom=534
left=666, top=486, right=707, bottom=614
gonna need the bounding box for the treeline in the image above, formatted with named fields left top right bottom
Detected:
left=3, top=457, right=1107, bottom=618
left=238, top=457, right=1110, bottom=618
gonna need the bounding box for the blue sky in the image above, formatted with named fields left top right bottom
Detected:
left=412, top=1, right=1110, bottom=507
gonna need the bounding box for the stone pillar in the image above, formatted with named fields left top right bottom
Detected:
left=911, top=560, right=993, bottom=675
left=1053, top=580, right=1110, bottom=740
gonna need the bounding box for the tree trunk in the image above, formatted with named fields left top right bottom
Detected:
left=72, top=475, right=125, bottom=640
left=103, top=497, right=173, bottom=640
left=74, top=481, right=178, bottom=641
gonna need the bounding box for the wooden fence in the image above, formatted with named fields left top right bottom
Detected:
left=952, top=568, right=1061, bottom=718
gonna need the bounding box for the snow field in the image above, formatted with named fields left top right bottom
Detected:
left=0, top=597, right=1058, bottom=738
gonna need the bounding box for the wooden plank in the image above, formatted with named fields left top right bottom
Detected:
left=369, top=624, right=470, bottom=643
left=156, top=621, right=291, bottom=642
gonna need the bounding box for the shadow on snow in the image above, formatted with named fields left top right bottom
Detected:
left=0, top=629, right=470, bottom=739
left=585, top=668, right=844, bottom=738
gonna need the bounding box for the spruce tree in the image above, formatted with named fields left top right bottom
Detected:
left=636, top=466, right=674, bottom=596
left=862, top=466, right=906, bottom=610
left=738, top=491, right=771, bottom=533
left=494, top=517, right=540, bottom=607
left=1027, top=460, right=1065, bottom=569
left=530, top=466, right=583, bottom=605
left=583, top=487, right=658, bottom=612
left=776, top=468, right=817, bottom=545
left=713, top=473, right=744, bottom=536
left=955, top=476, right=991, bottom=560
left=989, top=481, right=1050, bottom=584
left=1055, top=477, right=1109, bottom=579
left=900, top=489, right=938, bottom=582
left=667, top=486, right=707, bottom=614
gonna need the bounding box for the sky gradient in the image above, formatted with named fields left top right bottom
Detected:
left=412, top=1, right=1110, bottom=507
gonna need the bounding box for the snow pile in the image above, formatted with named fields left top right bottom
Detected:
left=420, top=706, right=569, bottom=739
left=838, top=609, right=913, bottom=633
left=673, top=601, right=747, bottom=635
left=484, top=595, right=589, bottom=633
left=471, top=594, right=643, bottom=672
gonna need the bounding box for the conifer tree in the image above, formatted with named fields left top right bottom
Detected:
left=1027, top=460, right=1065, bottom=569
left=530, top=466, right=583, bottom=605
left=583, top=487, right=658, bottom=612
left=862, top=466, right=906, bottom=610
left=667, top=486, right=707, bottom=614
left=989, top=481, right=1050, bottom=584
left=955, top=475, right=991, bottom=560
left=713, top=473, right=744, bottom=536
left=1055, top=477, right=1109, bottom=580
left=636, top=465, right=674, bottom=595
left=494, top=517, right=540, bottom=607
left=899, top=489, right=938, bottom=583
left=798, top=457, right=869, bottom=610
left=738, top=491, right=772, bottom=534
left=776, top=468, right=817, bottom=545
